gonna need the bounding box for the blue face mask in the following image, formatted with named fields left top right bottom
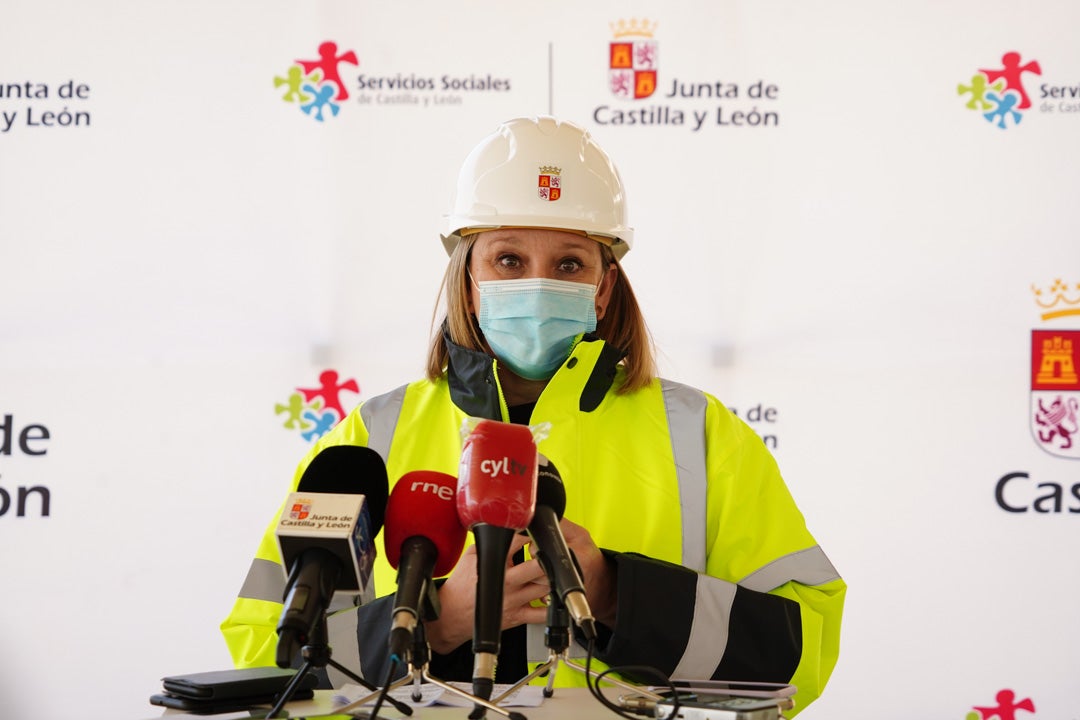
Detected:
left=475, top=277, right=598, bottom=381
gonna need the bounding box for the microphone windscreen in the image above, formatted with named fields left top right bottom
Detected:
left=384, top=470, right=467, bottom=577
left=296, top=445, right=389, bottom=534
left=456, top=419, right=537, bottom=530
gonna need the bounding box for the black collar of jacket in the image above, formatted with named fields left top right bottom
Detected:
left=443, top=324, right=626, bottom=418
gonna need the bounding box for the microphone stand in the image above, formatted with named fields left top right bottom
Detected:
left=491, top=594, right=663, bottom=704
left=336, top=583, right=528, bottom=720
left=266, top=612, right=414, bottom=719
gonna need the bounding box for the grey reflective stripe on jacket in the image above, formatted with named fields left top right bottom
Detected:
left=359, top=384, right=407, bottom=463
left=660, top=379, right=709, bottom=573
left=738, top=545, right=841, bottom=593
left=661, top=380, right=724, bottom=676
left=239, top=558, right=287, bottom=605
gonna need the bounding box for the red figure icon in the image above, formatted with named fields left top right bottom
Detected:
left=980, top=52, right=1041, bottom=110
left=298, top=41, right=359, bottom=101
left=298, top=370, right=360, bottom=420
left=972, top=689, right=1036, bottom=720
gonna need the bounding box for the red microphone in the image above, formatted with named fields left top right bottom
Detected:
left=385, top=470, right=467, bottom=663
left=456, top=420, right=538, bottom=530
left=455, top=420, right=539, bottom=704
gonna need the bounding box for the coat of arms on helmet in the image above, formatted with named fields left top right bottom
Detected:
left=1031, top=280, right=1080, bottom=459
left=609, top=18, right=658, bottom=100
left=538, top=165, right=561, bottom=201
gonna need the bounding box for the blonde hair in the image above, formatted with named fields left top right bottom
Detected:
left=425, top=234, right=657, bottom=393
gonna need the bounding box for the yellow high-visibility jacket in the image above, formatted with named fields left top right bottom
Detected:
left=221, top=334, right=845, bottom=714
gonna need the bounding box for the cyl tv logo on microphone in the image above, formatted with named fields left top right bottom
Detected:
left=479, top=456, right=532, bottom=478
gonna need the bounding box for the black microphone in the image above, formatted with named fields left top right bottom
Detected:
left=528, top=457, right=597, bottom=641
left=274, top=445, right=389, bottom=668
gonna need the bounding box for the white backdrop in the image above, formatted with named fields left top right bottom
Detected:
left=2, top=2, right=1079, bottom=719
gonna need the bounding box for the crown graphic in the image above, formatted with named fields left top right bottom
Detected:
left=610, top=18, right=658, bottom=38
left=539, top=165, right=562, bottom=175
left=1032, top=278, right=1080, bottom=320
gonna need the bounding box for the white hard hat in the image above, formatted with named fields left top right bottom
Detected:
left=442, top=116, right=633, bottom=258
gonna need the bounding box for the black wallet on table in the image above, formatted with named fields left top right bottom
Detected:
left=150, top=667, right=318, bottom=714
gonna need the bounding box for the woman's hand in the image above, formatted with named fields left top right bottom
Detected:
left=423, top=533, right=550, bottom=655
left=560, top=518, right=618, bottom=628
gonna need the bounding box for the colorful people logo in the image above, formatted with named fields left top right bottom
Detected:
left=958, top=51, right=1041, bottom=129
left=966, top=689, right=1035, bottom=720
left=274, top=41, right=359, bottom=122
left=274, top=369, right=360, bottom=442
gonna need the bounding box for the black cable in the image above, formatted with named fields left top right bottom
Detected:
left=366, top=657, right=399, bottom=720
left=582, top=638, right=681, bottom=720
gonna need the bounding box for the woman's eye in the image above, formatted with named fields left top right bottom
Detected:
left=496, top=254, right=521, bottom=269
left=558, top=259, right=583, bottom=274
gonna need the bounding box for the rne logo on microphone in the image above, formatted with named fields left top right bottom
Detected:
left=410, top=479, right=454, bottom=501
left=480, top=457, right=531, bottom=478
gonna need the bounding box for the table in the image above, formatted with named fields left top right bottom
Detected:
left=156, top=685, right=642, bottom=720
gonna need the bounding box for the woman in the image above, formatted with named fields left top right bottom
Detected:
left=221, top=116, right=845, bottom=714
